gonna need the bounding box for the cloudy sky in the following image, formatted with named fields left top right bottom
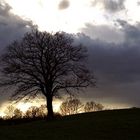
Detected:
left=0, top=0, right=140, bottom=111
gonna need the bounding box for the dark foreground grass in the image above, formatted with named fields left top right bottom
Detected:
left=0, top=108, right=140, bottom=140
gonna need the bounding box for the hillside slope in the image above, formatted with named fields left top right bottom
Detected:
left=0, top=108, right=140, bottom=140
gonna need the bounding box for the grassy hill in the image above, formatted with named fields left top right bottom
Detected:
left=0, top=108, right=140, bottom=140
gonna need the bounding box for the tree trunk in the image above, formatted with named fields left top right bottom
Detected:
left=46, top=95, right=54, bottom=119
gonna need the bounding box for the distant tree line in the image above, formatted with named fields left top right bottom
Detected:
left=2, top=97, right=103, bottom=119
left=3, top=105, right=47, bottom=119
left=60, top=97, right=104, bottom=116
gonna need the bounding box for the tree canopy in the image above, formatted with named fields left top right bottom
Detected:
left=0, top=29, right=95, bottom=119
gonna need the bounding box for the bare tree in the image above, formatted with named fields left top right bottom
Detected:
left=0, top=29, right=95, bottom=119
left=25, top=108, right=33, bottom=118
left=4, top=105, right=23, bottom=119
left=25, top=105, right=47, bottom=118
left=25, top=106, right=40, bottom=118
left=95, top=103, right=104, bottom=111
left=60, top=97, right=83, bottom=115
left=84, top=101, right=104, bottom=112
left=84, top=101, right=96, bottom=112
left=13, top=108, right=23, bottom=119
left=38, top=104, right=47, bottom=117
left=4, top=105, right=15, bottom=119
left=60, top=101, right=69, bottom=116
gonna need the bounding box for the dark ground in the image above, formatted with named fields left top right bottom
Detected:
left=0, top=108, right=140, bottom=140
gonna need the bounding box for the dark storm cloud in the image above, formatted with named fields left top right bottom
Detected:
left=116, top=19, right=140, bottom=44
left=58, top=0, right=70, bottom=10
left=75, top=33, right=140, bottom=84
left=82, top=23, right=124, bottom=43
left=92, top=0, right=126, bottom=13
left=0, top=1, right=33, bottom=50
left=0, top=1, right=34, bottom=106
left=76, top=21, right=140, bottom=106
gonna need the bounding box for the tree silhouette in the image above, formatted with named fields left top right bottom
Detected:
left=25, top=105, right=47, bottom=118
left=95, top=103, right=104, bottom=111
left=25, top=106, right=40, bottom=118
left=84, top=101, right=96, bottom=112
left=4, top=105, right=23, bottom=119
left=60, top=97, right=83, bottom=115
left=13, top=108, right=23, bottom=119
left=4, top=105, right=15, bottom=119
left=84, top=101, right=104, bottom=112
left=38, top=105, right=47, bottom=117
left=0, top=29, right=95, bottom=119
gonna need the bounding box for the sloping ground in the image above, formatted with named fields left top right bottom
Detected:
left=0, top=108, right=140, bottom=140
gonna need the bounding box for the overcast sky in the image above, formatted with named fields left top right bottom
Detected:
left=0, top=0, right=140, bottom=110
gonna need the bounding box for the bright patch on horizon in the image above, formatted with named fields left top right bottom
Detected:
left=0, top=99, right=62, bottom=117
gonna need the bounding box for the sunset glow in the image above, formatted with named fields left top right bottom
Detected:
left=0, top=2, right=140, bottom=139
left=1, top=0, right=140, bottom=116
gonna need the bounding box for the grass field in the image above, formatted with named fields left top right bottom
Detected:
left=0, top=108, right=140, bottom=140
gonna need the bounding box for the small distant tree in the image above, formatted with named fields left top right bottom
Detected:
left=25, top=109, right=32, bottom=118
left=60, top=101, right=69, bottom=116
left=25, top=105, right=47, bottom=118
left=38, top=104, right=47, bottom=117
left=95, top=103, right=104, bottom=111
left=84, top=101, right=96, bottom=112
left=4, top=105, right=15, bottom=118
left=0, top=29, right=95, bottom=119
left=60, top=97, right=83, bottom=115
left=13, top=108, right=23, bottom=119
left=25, top=106, right=40, bottom=118
left=84, top=101, right=104, bottom=112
